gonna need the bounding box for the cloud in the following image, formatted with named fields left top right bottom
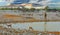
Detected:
left=39, top=0, right=52, bottom=5
left=0, top=0, right=14, bottom=6
left=0, top=2, right=8, bottom=6
left=0, top=0, right=5, bottom=2
left=29, top=0, right=38, bottom=3
left=49, top=2, right=60, bottom=4
left=29, top=0, right=52, bottom=6
left=48, top=0, right=60, bottom=8
left=0, top=0, right=2, bottom=2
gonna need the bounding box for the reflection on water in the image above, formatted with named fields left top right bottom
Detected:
left=12, top=22, right=60, bottom=31
left=0, top=23, right=60, bottom=35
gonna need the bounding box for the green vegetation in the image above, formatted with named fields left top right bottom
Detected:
left=0, top=8, right=19, bottom=10
left=47, top=8, right=60, bottom=11
left=1, top=7, right=60, bottom=12
left=44, top=6, right=60, bottom=12
left=29, top=8, right=35, bottom=12
left=0, top=7, right=40, bottom=11
left=18, top=8, right=40, bottom=12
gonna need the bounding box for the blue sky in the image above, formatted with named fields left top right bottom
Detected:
left=0, top=2, right=9, bottom=6
left=0, top=0, right=60, bottom=8
left=0, top=0, right=13, bottom=6
left=51, top=0, right=60, bottom=2
left=48, top=0, right=60, bottom=8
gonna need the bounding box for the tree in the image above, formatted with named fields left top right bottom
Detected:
left=30, top=8, right=35, bottom=12
left=44, top=6, right=49, bottom=11
left=36, top=9, right=40, bottom=12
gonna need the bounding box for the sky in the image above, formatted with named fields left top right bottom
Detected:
left=0, top=0, right=60, bottom=7
left=48, top=0, right=60, bottom=8
left=0, top=0, right=14, bottom=6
